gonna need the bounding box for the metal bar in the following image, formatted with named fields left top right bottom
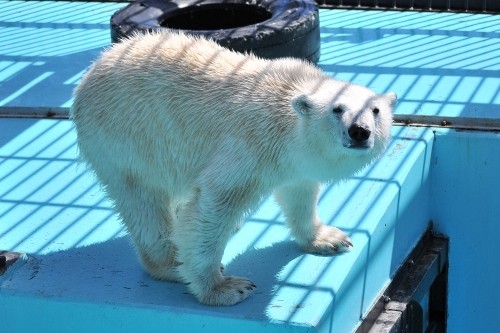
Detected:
left=0, top=251, right=23, bottom=276
left=393, top=115, right=500, bottom=132
left=3, top=108, right=499, bottom=133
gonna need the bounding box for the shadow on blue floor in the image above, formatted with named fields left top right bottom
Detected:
left=1, top=5, right=499, bottom=119
left=0, top=1, right=123, bottom=109
left=318, top=10, right=500, bottom=119
left=0, top=117, right=433, bottom=332
left=1, top=3, right=498, bottom=331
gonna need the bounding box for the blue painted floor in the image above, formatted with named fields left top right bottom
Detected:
left=1, top=2, right=499, bottom=332
left=0, top=119, right=433, bottom=333
left=318, top=9, right=500, bottom=120
left=1, top=2, right=499, bottom=120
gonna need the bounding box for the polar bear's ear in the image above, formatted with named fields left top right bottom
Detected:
left=292, top=94, right=316, bottom=117
left=382, top=92, right=397, bottom=108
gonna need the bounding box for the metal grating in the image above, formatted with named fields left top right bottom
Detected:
left=318, top=0, right=500, bottom=13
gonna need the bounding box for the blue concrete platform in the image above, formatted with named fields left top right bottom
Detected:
left=1, top=2, right=499, bottom=332
left=318, top=9, right=500, bottom=122
left=0, top=118, right=433, bottom=332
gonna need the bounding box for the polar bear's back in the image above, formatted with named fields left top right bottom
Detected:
left=71, top=31, right=325, bottom=195
left=72, top=31, right=320, bottom=134
left=76, top=31, right=262, bottom=117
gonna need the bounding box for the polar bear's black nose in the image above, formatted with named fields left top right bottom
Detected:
left=348, top=124, right=371, bottom=143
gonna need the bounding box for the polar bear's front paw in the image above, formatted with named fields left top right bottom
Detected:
left=302, top=225, right=353, bottom=255
left=198, top=276, right=257, bottom=306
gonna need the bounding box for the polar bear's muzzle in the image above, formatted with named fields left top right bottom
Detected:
left=345, top=124, right=372, bottom=149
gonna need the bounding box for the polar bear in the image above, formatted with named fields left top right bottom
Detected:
left=71, top=31, right=395, bottom=306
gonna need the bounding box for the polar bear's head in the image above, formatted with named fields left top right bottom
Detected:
left=292, top=81, right=396, bottom=161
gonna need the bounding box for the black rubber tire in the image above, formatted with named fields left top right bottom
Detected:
left=110, top=0, right=320, bottom=63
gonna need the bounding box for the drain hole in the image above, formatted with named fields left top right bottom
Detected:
left=159, top=3, right=272, bottom=30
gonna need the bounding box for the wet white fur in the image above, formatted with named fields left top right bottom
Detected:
left=71, top=31, right=395, bottom=306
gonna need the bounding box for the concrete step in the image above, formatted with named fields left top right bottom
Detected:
left=0, top=118, right=433, bottom=332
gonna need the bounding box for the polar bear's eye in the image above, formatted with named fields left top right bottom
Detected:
left=332, top=106, right=343, bottom=114
left=373, top=108, right=380, bottom=115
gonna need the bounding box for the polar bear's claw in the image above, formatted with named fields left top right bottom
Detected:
left=302, top=225, right=353, bottom=255
left=199, top=276, right=256, bottom=306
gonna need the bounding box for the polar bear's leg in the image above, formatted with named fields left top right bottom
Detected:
left=173, top=186, right=256, bottom=306
left=107, top=175, right=181, bottom=282
left=275, top=181, right=353, bottom=255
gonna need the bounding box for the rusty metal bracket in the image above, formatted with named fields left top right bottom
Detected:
left=356, top=227, right=449, bottom=333
left=0, top=251, right=23, bottom=276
